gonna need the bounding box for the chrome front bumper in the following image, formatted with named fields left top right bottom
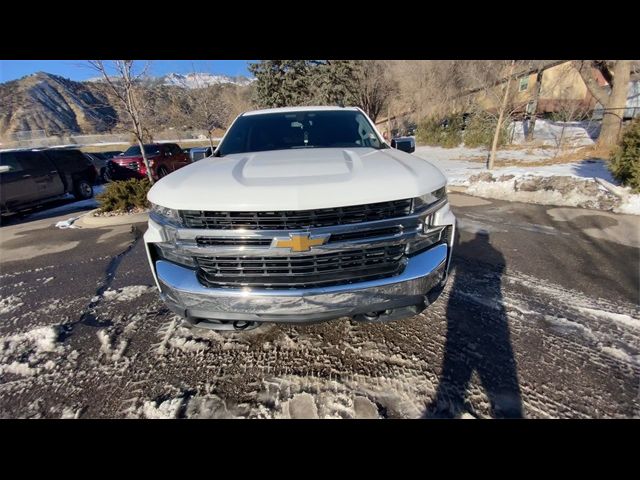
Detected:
left=153, top=243, right=449, bottom=325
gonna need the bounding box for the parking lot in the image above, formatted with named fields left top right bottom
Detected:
left=0, top=193, right=638, bottom=418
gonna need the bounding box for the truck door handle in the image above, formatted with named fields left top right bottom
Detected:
left=22, top=174, right=32, bottom=178
left=50, top=171, right=57, bottom=175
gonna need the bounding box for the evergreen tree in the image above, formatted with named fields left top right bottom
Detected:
left=610, top=118, right=640, bottom=192
left=248, top=60, right=395, bottom=122
left=248, top=60, right=317, bottom=108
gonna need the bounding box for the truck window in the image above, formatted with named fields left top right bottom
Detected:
left=0, top=152, right=25, bottom=172
left=217, top=110, right=386, bottom=156
left=44, top=149, right=87, bottom=172
left=18, top=151, right=52, bottom=173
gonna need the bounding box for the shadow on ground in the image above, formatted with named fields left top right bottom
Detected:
left=424, top=231, right=523, bottom=419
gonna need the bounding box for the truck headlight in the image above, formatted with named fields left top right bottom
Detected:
left=149, top=202, right=183, bottom=226
left=413, top=187, right=447, bottom=211
left=154, top=244, right=196, bottom=268
left=405, top=226, right=448, bottom=256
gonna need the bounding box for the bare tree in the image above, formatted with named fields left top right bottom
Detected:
left=573, top=60, right=631, bottom=149
left=357, top=61, right=396, bottom=122
left=524, top=67, right=544, bottom=141
left=220, top=84, right=252, bottom=124
left=487, top=61, right=516, bottom=169
left=87, top=60, right=155, bottom=184
left=337, top=60, right=396, bottom=122
left=183, top=64, right=231, bottom=154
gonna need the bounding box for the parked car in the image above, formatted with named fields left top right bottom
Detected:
left=108, top=143, right=190, bottom=181
left=0, top=148, right=97, bottom=215
left=145, top=106, right=455, bottom=331
left=83, top=153, right=110, bottom=183
left=97, top=150, right=124, bottom=159
left=187, top=146, right=213, bottom=162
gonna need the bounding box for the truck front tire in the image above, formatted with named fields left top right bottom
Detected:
left=74, top=178, right=93, bottom=200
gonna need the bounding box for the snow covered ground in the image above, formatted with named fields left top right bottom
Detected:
left=510, top=119, right=600, bottom=147
left=414, top=146, right=640, bottom=215
left=414, top=145, right=614, bottom=184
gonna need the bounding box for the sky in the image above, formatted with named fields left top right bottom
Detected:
left=0, top=60, right=255, bottom=83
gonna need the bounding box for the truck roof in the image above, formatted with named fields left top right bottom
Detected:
left=242, top=106, right=360, bottom=116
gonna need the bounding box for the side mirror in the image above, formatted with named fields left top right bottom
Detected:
left=391, top=139, right=415, bottom=154
left=0, top=165, right=11, bottom=174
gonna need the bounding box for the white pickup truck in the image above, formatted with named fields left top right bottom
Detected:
left=144, top=106, right=456, bottom=330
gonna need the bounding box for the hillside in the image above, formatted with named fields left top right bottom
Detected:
left=0, top=72, right=118, bottom=139
left=0, top=71, right=254, bottom=141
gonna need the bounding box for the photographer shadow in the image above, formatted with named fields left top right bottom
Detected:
left=423, top=231, right=523, bottom=419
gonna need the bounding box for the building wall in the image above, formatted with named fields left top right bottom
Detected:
left=465, top=61, right=602, bottom=116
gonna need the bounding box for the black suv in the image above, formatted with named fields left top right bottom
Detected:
left=0, top=148, right=98, bottom=215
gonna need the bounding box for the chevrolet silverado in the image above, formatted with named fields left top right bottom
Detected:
left=144, top=106, right=456, bottom=330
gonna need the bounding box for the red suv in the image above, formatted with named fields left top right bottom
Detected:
left=109, top=143, right=191, bottom=181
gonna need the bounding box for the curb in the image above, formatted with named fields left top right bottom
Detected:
left=74, top=209, right=149, bottom=228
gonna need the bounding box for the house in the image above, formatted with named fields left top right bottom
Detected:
left=458, top=60, right=640, bottom=120
left=377, top=61, right=640, bottom=133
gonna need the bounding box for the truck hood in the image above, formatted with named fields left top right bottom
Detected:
left=147, top=148, right=447, bottom=211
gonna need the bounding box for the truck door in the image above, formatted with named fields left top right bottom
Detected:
left=21, top=151, right=65, bottom=199
left=0, top=152, right=36, bottom=209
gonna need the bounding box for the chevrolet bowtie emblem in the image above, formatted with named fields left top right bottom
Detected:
left=272, top=233, right=330, bottom=252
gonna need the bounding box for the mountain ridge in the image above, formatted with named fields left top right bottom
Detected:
left=0, top=71, right=252, bottom=139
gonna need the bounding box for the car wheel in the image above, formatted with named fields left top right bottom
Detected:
left=157, top=166, right=169, bottom=178
left=74, top=178, right=93, bottom=200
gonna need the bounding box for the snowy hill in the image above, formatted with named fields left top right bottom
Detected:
left=85, top=72, right=254, bottom=89
left=161, top=73, right=254, bottom=88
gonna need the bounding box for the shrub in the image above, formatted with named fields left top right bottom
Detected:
left=97, top=178, right=151, bottom=213
left=609, top=118, right=640, bottom=192
left=416, top=113, right=464, bottom=148
left=463, top=111, right=511, bottom=148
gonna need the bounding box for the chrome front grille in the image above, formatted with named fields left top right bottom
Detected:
left=194, top=226, right=403, bottom=248
left=196, top=244, right=406, bottom=289
left=156, top=196, right=449, bottom=290
left=181, top=198, right=413, bottom=230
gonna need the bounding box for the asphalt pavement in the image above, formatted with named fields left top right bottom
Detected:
left=0, top=194, right=638, bottom=418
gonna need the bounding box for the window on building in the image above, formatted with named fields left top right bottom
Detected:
left=519, top=76, right=529, bottom=92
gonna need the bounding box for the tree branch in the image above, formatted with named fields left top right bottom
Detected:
left=572, top=60, right=610, bottom=106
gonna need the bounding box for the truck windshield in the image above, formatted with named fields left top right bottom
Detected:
left=123, top=145, right=161, bottom=156
left=216, top=110, right=387, bottom=156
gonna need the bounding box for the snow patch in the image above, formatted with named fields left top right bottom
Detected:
left=55, top=217, right=81, bottom=229
left=142, top=397, right=184, bottom=419
left=0, top=325, right=63, bottom=377
left=465, top=174, right=623, bottom=212
left=616, top=194, right=640, bottom=215
left=599, top=346, right=640, bottom=366
left=0, top=295, right=24, bottom=315
left=102, top=285, right=155, bottom=302
left=97, top=330, right=128, bottom=362
left=511, top=119, right=598, bottom=147
left=60, top=407, right=83, bottom=419
left=574, top=307, right=640, bottom=331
